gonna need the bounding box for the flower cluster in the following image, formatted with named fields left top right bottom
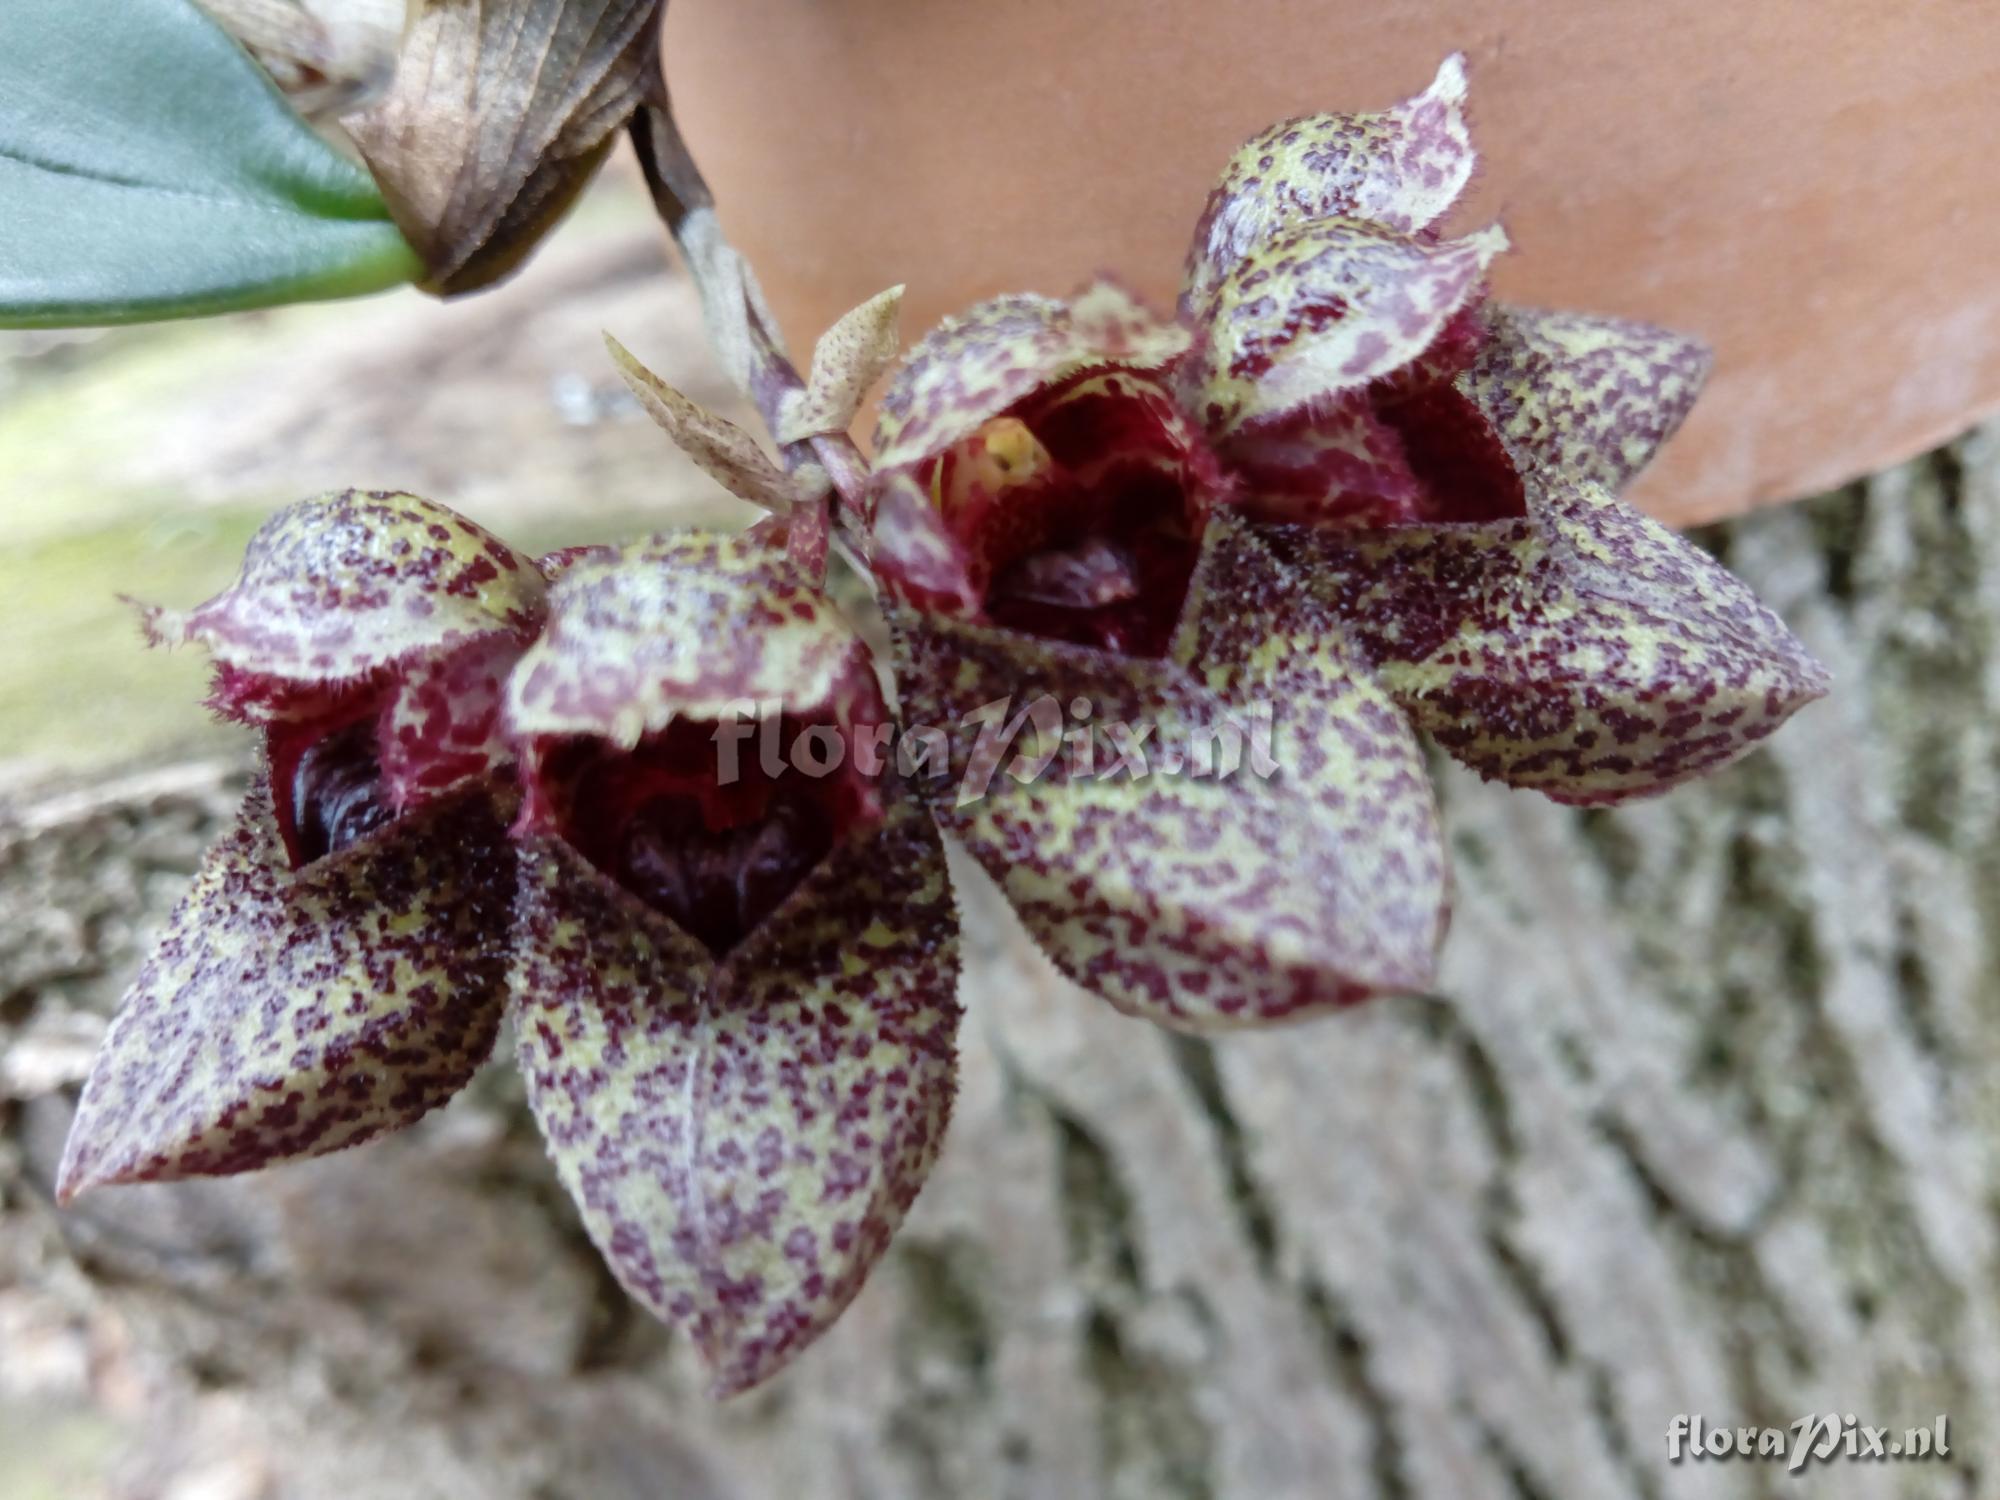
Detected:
left=60, top=58, right=1826, bottom=1394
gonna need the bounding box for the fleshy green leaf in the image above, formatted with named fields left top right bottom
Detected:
left=886, top=516, right=1445, bottom=1030
left=511, top=782, right=960, bottom=1396
left=1275, top=471, right=1830, bottom=804
left=1457, top=304, right=1714, bottom=492
left=57, top=781, right=515, bottom=1201
left=0, top=0, right=420, bottom=327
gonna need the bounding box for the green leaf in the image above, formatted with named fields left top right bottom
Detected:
left=0, top=0, right=421, bottom=327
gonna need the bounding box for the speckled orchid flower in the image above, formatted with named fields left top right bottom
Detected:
left=866, top=55, right=1826, bottom=1022
left=869, top=289, right=1449, bottom=1029
left=57, top=490, right=546, bottom=1199
left=57, top=480, right=961, bottom=1393
left=504, top=523, right=960, bottom=1395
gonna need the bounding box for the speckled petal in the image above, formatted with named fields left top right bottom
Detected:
left=1276, top=472, right=1830, bottom=804
left=607, top=337, right=802, bottom=513
left=1218, top=396, right=1425, bottom=526
left=378, top=632, right=524, bottom=810
left=778, top=284, right=905, bottom=443
left=137, top=490, right=545, bottom=708
left=867, top=469, right=984, bottom=616
left=1457, top=304, right=1714, bottom=491
left=1183, top=54, right=1474, bottom=311
left=507, top=529, right=873, bottom=747
left=886, top=523, right=1445, bottom=1029
left=511, top=782, right=959, bottom=1396
left=1185, top=218, right=1509, bottom=437
left=56, top=782, right=514, bottom=1201
left=873, top=280, right=1193, bottom=471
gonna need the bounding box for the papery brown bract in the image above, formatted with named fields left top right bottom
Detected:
left=346, top=0, right=661, bottom=294
left=607, top=335, right=808, bottom=515
left=505, top=526, right=963, bottom=1394
left=778, top=283, right=906, bottom=443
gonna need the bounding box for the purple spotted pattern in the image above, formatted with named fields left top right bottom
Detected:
left=1183, top=54, right=1476, bottom=306
left=510, top=769, right=959, bottom=1396
left=1457, top=304, right=1715, bottom=492
left=141, top=489, right=546, bottom=694
left=62, top=492, right=548, bottom=1203
left=862, top=50, right=1830, bottom=1029
left=1186, top=218, right=1510, bottom=438
left=57, top=781, right=514, bottom=1200
left=507, top=526, right=872, bottom=757
left=886, top=514, right=1444, bottom=1028
left=873, top=280, right=1193, bottom=474
left=1274, top=469, right=1831, bottom=802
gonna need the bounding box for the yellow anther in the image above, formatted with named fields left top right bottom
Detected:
left=935, top=417, right=1057, bottom=515
left=979, top=417, right=1051, bottom=479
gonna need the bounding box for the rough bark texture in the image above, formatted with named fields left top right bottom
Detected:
left=4, top=425, right=1995, bottom=1499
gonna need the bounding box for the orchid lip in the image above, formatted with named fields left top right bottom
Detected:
left=286, top=716, right=396, bottom=865
left=265, top=693, right=398, bottom=870
left=530, top=711, right=884, bottom=957
left=910, top=367, right=1223, bottom=658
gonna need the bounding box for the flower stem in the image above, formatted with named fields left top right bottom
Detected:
left=629, top=92, right=872, bottom=566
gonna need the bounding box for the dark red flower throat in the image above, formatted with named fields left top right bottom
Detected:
left=538, top=714, right=880, bottom=956
left=926, top=368, right=1223, bottom=657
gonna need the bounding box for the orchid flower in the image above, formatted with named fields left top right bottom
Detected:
left=57, top=57, right=1829, bottom=1398
left=58, top=491, right=542, bottom=1196
left=59, top=494, right=960, bottom=1396
left=506, top=524, right=959, bottom=1395
left=864, top=55, right=1826, bottom=1024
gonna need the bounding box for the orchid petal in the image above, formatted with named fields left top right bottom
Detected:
left=511, top=783, right=959, bottom=1395
left=872, top=280, right=1191, bottom=472
left=137, top=489, right=545, bottom=707
left=377, top=631, right=523, bottom=810
left=1186, top=218, right=1509, bottom=437
left=56, top=782, right=513, bottom=1201
left=507, top=529, right=874, bottom=748
left=1217, top=396, right=1425, bottom=526
left=1183, top=54, right=1475, bottom=310
left=606, top=336, right=802, bottom=513
left=866, top=469, right=984, bottom=616
left=886, top=519, right=1445, bottom=1029
left=1457, top=304, right=1714, bottom=492
left=1277, top=472, right=1830, bottom=803
left=777, top=284, right=905, bottom=443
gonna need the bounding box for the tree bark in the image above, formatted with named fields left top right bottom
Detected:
left=3, top=429, right=1995, bottom=1500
